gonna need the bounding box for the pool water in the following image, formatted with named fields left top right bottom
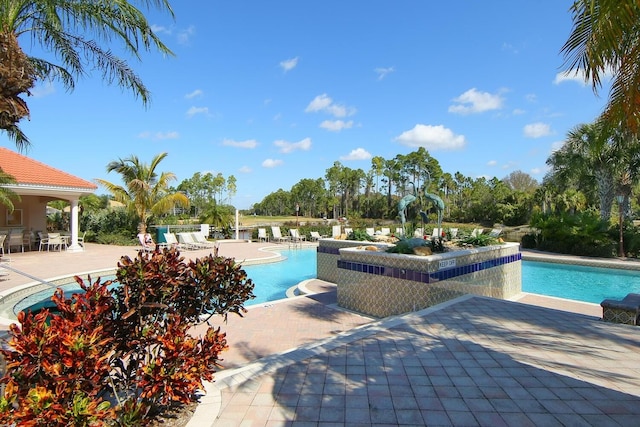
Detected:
left=243, top=248, right=316, bottom=305
left=16, top=248, right=318, bottom=314
left=522, top=261, right=640, bottom=304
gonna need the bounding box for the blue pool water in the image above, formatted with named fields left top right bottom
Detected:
left=522, top=261, right=640, bottom=304
left=16, top=248, right=318, bottom=314
left=242, top=248, right=316, bottom=305
left=17, top=252, right=640, bottom=314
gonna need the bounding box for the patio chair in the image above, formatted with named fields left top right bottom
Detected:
left=77, top=231, right=86, bottom=249
left=381, top=227, right=391, bottom=236
left=395, top=227, right=404, bottom=237
left=431, top=228, right=443, bottom=238
left=164, top=232, right=186, bottom=250
left=331, top=225, right=341, bottom=238
left=191, top=232, right=216, bottom=248
left=258, top=228, right=269, bottom=242
left=38, top=232, right=48, bottom=251
left=488, top=228, right=503, bottom=238
left=449, top=228, right=459, bottom=239
left=176, top=232, right=203, bottom=249
left=344, top=228, right=353, bottom=237
left=365, top=227, right=375, bottom=237
left=471, top=228, right=484, bottom=238
left=7, top=232, right=24, bottom=253
left=271, top=226, right=289, bottom=243
left=46, top=233, right=66, bottom=251
left=310, top=231, right=326, bottom=241
left=414, top=227, right=424, bottom=238
left=289, top=228, right=306, bottom=243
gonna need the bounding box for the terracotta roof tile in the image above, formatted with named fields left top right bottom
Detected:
left=0, top=147, right=97, bottom=190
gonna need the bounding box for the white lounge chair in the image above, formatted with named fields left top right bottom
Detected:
left=258, top=228, right=269, bottom=242
left=488, top=228, right=503, bottom=238
left=414, top=228, right=424, bottom=238
left=192, top=232, right=216, bottom=248
left=395, top=227, right=404, bottom=237
left=332, top=225, right=341, bottom=238
left=271, top=226, right=289, bottom=243
left=366, top=228, right=375, bottom=237
left=431, top=228, right=443, bottom=238
left=381, top=227, right=391, bottom=236
left=310, top=231, right=326, bottom=241
left=471, top=228, right=484, bottom=238
left=164, top=232, right=187, bottom=250
left=289, top=228, right=306, bottom=243
left=449, top=228, right=459, bottom=239
left=176, top=232, right=201, bottom=250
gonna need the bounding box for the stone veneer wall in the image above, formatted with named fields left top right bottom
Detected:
left=336, top=243, right=521, bottom=318
left=316, top=239, right=394, bottom=283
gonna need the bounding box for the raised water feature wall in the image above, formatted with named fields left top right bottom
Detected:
left=317, top=240, right=521, bottom=318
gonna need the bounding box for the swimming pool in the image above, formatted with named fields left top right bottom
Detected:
left=14, top=248, right=318, bottom=314
left=522, top=260, right=640, bottom=304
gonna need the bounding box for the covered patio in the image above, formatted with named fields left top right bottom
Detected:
left=0, top=147, right=97, bottom=252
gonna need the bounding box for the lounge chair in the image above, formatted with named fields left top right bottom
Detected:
left=344, top=228, right=353, bottom=237
left=257, top=228, right=269, bottom=242
left=488, top=228, right=503, bottom=238
left=137, top=232, right=154, bottom=252
left=310, top=231, right=326, bottom=241
left=164, top=232, right=187, bottom=250
left=381, top=227, right=391, bottom=236
left=177, top=232, right=206, bottom=249
left=431, top=228, right=443, bottom=238
left=449, top=228, right=459, bottom=239
left=192, top=232, right=216, bottom=248
left=289, top=228, right=306, bottom=243
left=332, top=225, right=341, bottom=238
left=271, top=226, right=289, bottom=243
left=471, top=228, right=484, bottom=238
left=366, top=227, right=375, bottom=237
left=414, top=227, right=424, bottom=238
left=395, top=227, right=404, bottom=237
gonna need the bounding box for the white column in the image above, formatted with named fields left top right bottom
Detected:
left=67, top=198, right=83, bottom=252
left=235, top=209, right=239, bottom=240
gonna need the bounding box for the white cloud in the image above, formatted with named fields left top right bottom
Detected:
left=31, top=81, right=55, bottom=98
left=375, top=66, right=395, bottom=80
left=320, top=120, right=354, bottom=131
left=305, top=94, right=356, bottom=118
left=262, top=158, right=283, bottom=168
left=530, top=167, right=543, bottom=175
left=487, top=160, right=498, bottom=167
left=222, top=138, right=258, bottom=149
left=449, top=88, right=504, bottom=114
left=186, top=106, right=209, bottom=117
left=185, top=89, right=203, bottom=99
left=138, top=131, right=179, bottom=141
left=340, top=148, right=372, bottom=161
left=177, top=25, right=195, bottom=45
left=274, top=137, right=312, bottom=153
left=550, top=140, right=564, bottom=153
left=151, top=24, right=171, bottom=35
left=280, top=57, right=299, bottom=72
left=238, top=166, right=252, bottom=173
left=524, top=122, right=552, bottom=138
left=394, top=124, right=466, bottom=150
left=512, top=108, right=526, bottom=115
left=553, top=70, right=588, bottom=86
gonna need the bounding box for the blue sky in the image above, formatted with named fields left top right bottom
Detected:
left=4, top=1, right=611, bottom=210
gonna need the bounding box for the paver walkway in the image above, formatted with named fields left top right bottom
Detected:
left=199, top=295, right=640, bottom=427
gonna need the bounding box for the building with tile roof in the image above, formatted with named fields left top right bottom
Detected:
left=0, top=147, right=97, bottom=252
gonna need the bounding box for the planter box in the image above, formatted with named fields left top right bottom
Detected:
left=318, top=240, right=521, bottom=318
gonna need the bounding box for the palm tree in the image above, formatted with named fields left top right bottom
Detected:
left=547, top=121, right=619, bottom=220
left=0, top=168, right=20, bottom=211
left=561, top=0, right=640, bottom=132
left=95, top=152, right=189, bottom=233
left=0, top=0, right=174, bottom=150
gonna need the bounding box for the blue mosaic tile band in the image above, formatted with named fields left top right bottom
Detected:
left=337, top=252, right=521, bottom=284
left=317, top=246, right=340, bottom=255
